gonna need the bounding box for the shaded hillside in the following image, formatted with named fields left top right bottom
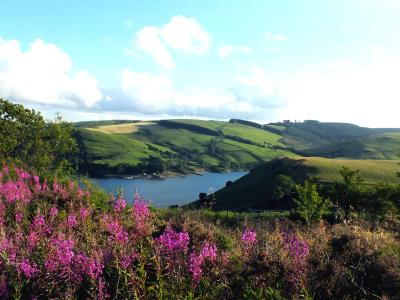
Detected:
left=303, top=132, right=400, bottom=159
left=211, top=157, right=400, bottom=211
left=265, top=120, right=377, bottom=150
left=75, top=119, right=296, bottom=177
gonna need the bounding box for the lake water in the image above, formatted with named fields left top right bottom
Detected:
left=94, top=171, right=247, bottom=207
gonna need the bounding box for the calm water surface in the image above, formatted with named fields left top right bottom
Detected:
left=94, top=172, right=247, bottom=207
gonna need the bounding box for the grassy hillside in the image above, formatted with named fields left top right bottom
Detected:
left=75, top=119, right=296, bottom=176
left=303, top=132, right=400, bottom=160
left=75, top=118, right=400, bottom=177
left=265, top=120, right=377, bottom=150
left=211, top=157, right=400, bottom=211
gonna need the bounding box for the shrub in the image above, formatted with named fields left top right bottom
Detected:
left=293, top=181, right=331, bottom=225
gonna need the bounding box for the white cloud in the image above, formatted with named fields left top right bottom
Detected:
left=265, top=32, right=287, bottom=42
left=282, top=54, right=400, bottom=127
left=234, top=67, right=283, bottom=109
left=0, top=38, right=103, bottom=107
left=160, top=16, right=210, bottom=55
left=98, top=68, right=283, bottom=119
left=134, top=16, right=210, bottom=69
left=218, top=45, right=252, bottom=59
left=236, top=67, right=276, bottom=96
left=136, top=26, right=175, bottom=70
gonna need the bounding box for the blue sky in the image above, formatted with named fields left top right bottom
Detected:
left=1, top=0, right=400, bottom=126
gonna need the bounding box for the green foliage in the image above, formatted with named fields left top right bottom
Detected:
left=272, top=174, right=295, bottom=200
left=0, top=98, right=77, bottom=177
left=79, top=177, right=110, bottom=210
left=243, top=286, right=285, bottom=300
left=211, top=156, right=400, bottom=212
left=363, top=183, right=399, bottom=223
left=293, top=181, right=331, bottom=225
left=333, top=167, right=365, bottom=219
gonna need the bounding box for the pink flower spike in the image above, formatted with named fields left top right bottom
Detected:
left=67, top=214, right=77, bottom=228
left=19, top=259, right=39, bottom=278
left=15, top=212, right=23, bottom=223
left=114, top=198, right=127, bottom=213
left=33, top=215, right=45, bottom=228
left=241, top=229, right=257, bottom=247
left=157, top=225, right=189, bottom=254
left=50, top=207, right=58, bottom=218
left=80, top=207, right=90, bottom=220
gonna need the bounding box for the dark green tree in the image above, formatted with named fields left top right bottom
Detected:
left=334, top=167, right=364, bottom=220
left=272, top=174, right=295, bottom=200
left=0, top=98, right=77, bottom=177
left=146, top=156, right=166, bottom=173
left=364, top=184, right=398, bottom=225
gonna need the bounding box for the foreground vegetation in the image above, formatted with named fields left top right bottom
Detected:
left=0, top=165, right=399, bottom=299
left=212, top=157, right=400, bottom=210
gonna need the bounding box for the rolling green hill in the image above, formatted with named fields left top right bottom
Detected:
left=74, top=118, right=400, bottom=177
left=75, top=119, right=296, bottom=176
left=210, top=157, right=400, bottom=211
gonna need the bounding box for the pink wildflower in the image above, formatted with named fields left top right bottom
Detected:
left=33, top=215, right=45, bottom=228
left=120, top=252, right=137, bottom=269
left=41, top=180, right=48, bottom=192
left=28, top=231, right=39, bottom=250
left=189, top=253, right=203, bottom=282
left=49, top=207, right=58, bottom=218
left=241, top=229, right=257, bottom=253
left=15, top=212, right=23, bottom=223
left=19, top=259, right=39, bottom=278
left=33, top=175, right=41, bottom=192
left=80, top=207, right=90, bottom=220
left=200, top=242, right=217, bottom=262
left=188, top=242, right=218, bottom=282
left=45, top=234, right=75, bottom=272
left=282, top=230, right=310, bottom=289
left=67, top=214, right=77, bottom=228
left=86, top=256, right=104, bottom=280
left=97, top=277, right=109, bottom=300
left=114, top=198, right=127, bottom=213
left=105, top=219, right=128, bottom=244
left=77, top=187, right=84, bottom=200
left=132, top=197, right=151, bottom=235
left=157, top=225, right=189, bottom=253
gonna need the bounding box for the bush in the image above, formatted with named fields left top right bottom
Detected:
left=293, top=181, right=331, bottom=225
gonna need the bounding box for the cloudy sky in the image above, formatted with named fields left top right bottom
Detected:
left=1, top=0, right=400, bottom=127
